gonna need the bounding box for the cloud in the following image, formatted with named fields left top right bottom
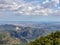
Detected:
left=53, top=0, right=59, bottom=4
left=0, top=0, right=60, bottom=16
left=50, top=8, right=60, bottom=16
left=42, top=0, right=60, bottom=8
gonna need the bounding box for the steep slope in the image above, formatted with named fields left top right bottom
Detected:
left=28, top=31, right=60, bottom=45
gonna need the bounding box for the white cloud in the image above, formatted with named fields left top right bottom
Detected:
left=52, top=0, right=59, bottom=4
left=42, top=0, right=60, bottom=8
left=50, top=8, right=60, bottom=16
left=0, top=0, right=60, bottom=16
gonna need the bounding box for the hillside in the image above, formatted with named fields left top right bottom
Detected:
left=28, top=31, right=60, bottom=45
left=0, top=32, right=21, bottom=45
left=0, top=24, right=51, bottom=43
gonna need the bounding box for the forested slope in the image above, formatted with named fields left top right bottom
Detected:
left=28, top=31, right=60, bottom=45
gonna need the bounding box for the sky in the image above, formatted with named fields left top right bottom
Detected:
left=0, top=0, right=60, bottom=22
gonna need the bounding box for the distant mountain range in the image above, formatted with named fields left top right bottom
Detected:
left=0, top=21, right=60, bottom=24
left=0, top=22, right=60, bottom=44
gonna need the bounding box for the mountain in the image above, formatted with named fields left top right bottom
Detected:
left=0, top=24, right=51, bottom=43
left=28, top=31, right=60, bottom=45
left=0, top=22, right=60, bottom=44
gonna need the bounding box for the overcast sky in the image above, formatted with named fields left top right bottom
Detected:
left=0, top=0, right=60, bottom=22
